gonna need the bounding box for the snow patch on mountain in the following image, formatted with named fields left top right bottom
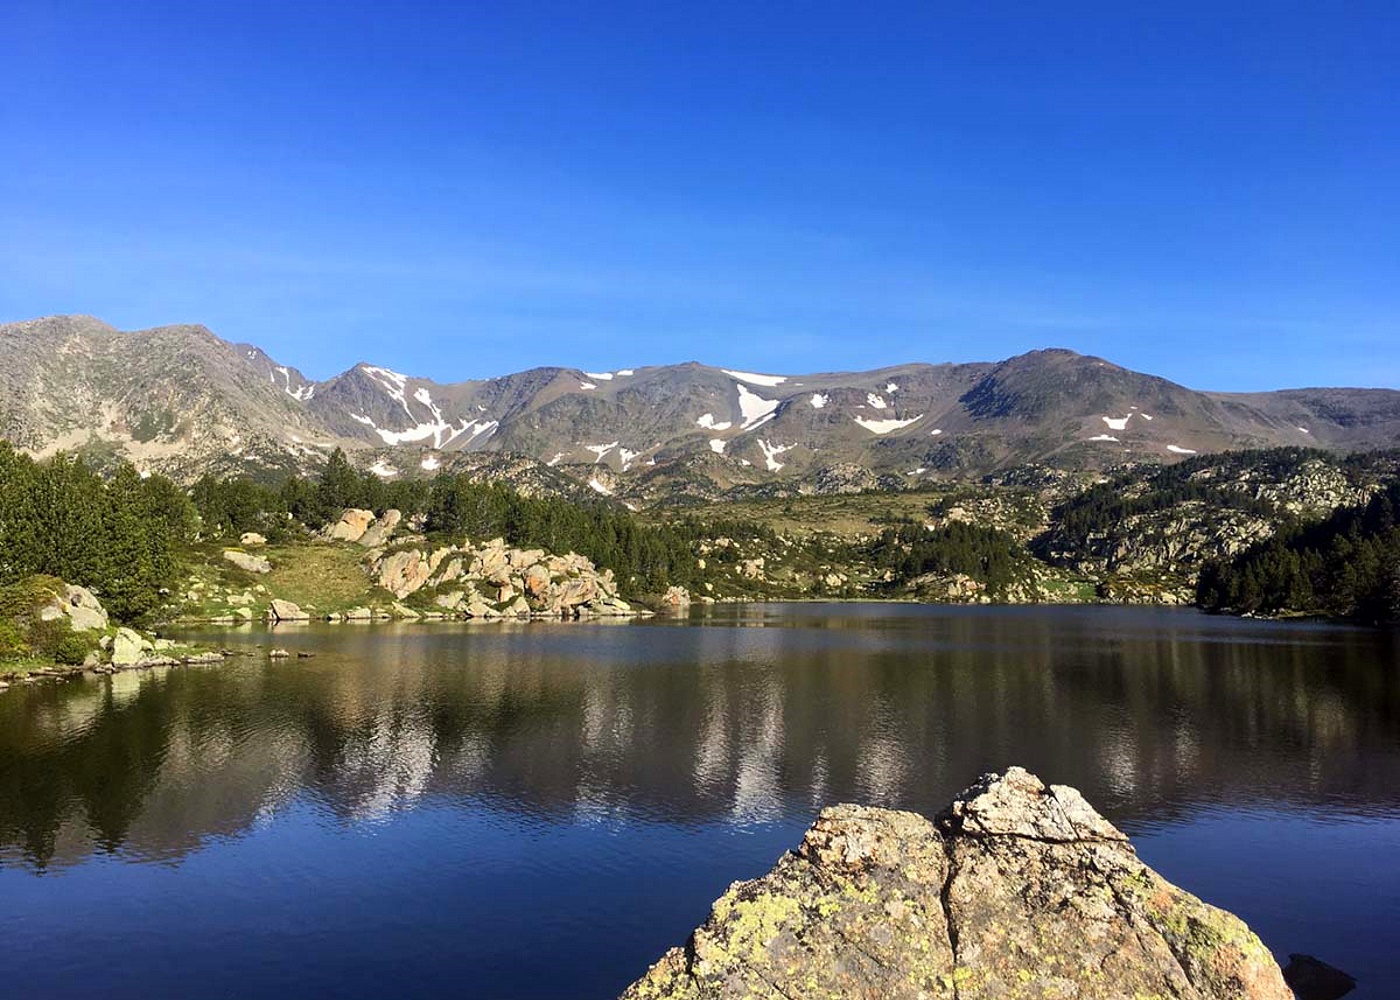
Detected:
left=757, top=439, right=793, bottom=472
left=372, top=418, right=497, bottom=448
left=1167, top=444, right=1197, bottom=455
left=1088, top=434, right=1119, bottom=442
left=588, top=478, right=613, bottom=495
left=854, top=414, right=923, bottom=434
left=930, top=429, right=943, bottom=436
left=723, top=369, right=788, bottom=387
left=736, top=383, right=780, bottom=430
left=809, top=393, right=829, bottom=409
left=583, top=371, right=614, bottom=381
left=420, top=454, right=441, bottom=471
left=709, top=438, right=727, bottom=454
left=586, top=442, right=619, bottom=462
left=618, top=447, right=641, bottom=470
left=369, top=459, right=398, bottom=478
left=696, top=413, right=732, bottom=430
left=580, top=382, right=597, bottom=390
left=1102, top=415, right=1132, bottom=431
left=360, top=365, right=415, bottom=420
left=866, top=393, right=888, bottom=410
left=885, top=382, right=899, bottom=393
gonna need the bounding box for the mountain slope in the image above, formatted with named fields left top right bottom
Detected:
left=1, top=315, right=1396, bottom=485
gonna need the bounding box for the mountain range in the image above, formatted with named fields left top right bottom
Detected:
left=4, top=314, right=1399, bottom=491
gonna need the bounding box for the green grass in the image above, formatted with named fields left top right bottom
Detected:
left=176, top=541, right=387, bottom=619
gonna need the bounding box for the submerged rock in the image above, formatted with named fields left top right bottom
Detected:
left=621, top=767, right=1291, bottom=1000
left=1283, top=954, right=1357, bottom=1000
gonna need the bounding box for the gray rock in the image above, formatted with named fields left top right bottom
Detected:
left=110, top=628, right=147, bottom=666
left=222, top=549, right=271, bottom=574
left=268, top=599, right=308, bottom=622
left=52, top=584, right=109, bottom=632
left=621, top=767, right=1291, bottom=1000
left=239, top=532, right=267, bottom=547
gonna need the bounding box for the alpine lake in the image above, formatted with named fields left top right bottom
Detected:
left=2, top=604, right=1397, bottom=998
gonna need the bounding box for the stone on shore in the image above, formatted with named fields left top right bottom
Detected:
left=621, top=766, right=1291, bottom=1000
left=110, top=627, right=149, bottom=666
left=268, top=599, right=309, bottom=622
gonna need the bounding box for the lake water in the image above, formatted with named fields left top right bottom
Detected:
left=2, top=604, right=1397, bottom=998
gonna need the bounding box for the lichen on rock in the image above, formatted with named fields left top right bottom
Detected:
left=620, top=767, right=1291, bottom=1000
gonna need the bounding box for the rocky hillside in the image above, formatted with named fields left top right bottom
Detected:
left=183, top=508, right=653, bottom=624
left=4, top=315, right=1399, bottom=486
left=622, top=767, right=1291, bottom=1000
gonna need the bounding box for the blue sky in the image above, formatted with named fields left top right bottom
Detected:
left=2, top=2, right=1396, bottom=389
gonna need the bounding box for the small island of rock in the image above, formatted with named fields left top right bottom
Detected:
left=622, top=767, right=1291, bottom=1000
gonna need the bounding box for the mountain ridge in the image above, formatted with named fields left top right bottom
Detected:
left=3, top=314, right=1398, bottom=485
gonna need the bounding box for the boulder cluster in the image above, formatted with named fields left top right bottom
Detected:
left=3, top=580, right=223, bottom=691
left=369, top=535, right=641, bottom=620
left=622, top=767, right=1292, bottom=1000
left=275, top=508, right=648, bottom=621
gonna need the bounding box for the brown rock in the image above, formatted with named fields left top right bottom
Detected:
left=357, top=509, right=402, bottom=548
left=377, top=549, right=432, bottom=598
left=324, top=508, right=375, bottom=542
left=621, top=767, right=1291, bottom=1000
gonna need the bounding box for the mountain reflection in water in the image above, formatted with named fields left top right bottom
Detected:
left=3, top=605, right=1397, bottom=870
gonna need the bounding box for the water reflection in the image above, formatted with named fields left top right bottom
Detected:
left=2, top=605, right=1398, bottom=870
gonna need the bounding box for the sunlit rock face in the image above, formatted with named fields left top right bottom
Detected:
left=621, top=767, right=1292, bottom=1000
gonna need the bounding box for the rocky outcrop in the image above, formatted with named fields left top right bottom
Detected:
left=38, top=583, right=109, bottom=632
left=371, top=536, right=642, bottom=619
left=222, top=549, right=272, bottom=574
left=622, top=767, right=1290, bottom=1000
left=357, top=509, right=402, bottom=548
left=239, top=532, right=267, bottom=547
left=323, top=508, right=376, bottom=542
left=660, top=586, right=691, bottom=610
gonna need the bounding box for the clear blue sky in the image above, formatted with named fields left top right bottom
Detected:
left=2, top=2, right=1396, bottom=389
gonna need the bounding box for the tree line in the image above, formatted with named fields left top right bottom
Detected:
left=866, top=521, right=1039, bottom=599
left=193, top=449, right=712, bottom=594
left=0, top=444, right=194, bottom=622
left=1197, top=479, right=1400, bottom=624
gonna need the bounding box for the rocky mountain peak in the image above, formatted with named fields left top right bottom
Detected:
left=1, top=315, right=1397, bottom=486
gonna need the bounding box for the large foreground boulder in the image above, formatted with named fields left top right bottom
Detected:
left=622, top=767, right=1290, bottom=1000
